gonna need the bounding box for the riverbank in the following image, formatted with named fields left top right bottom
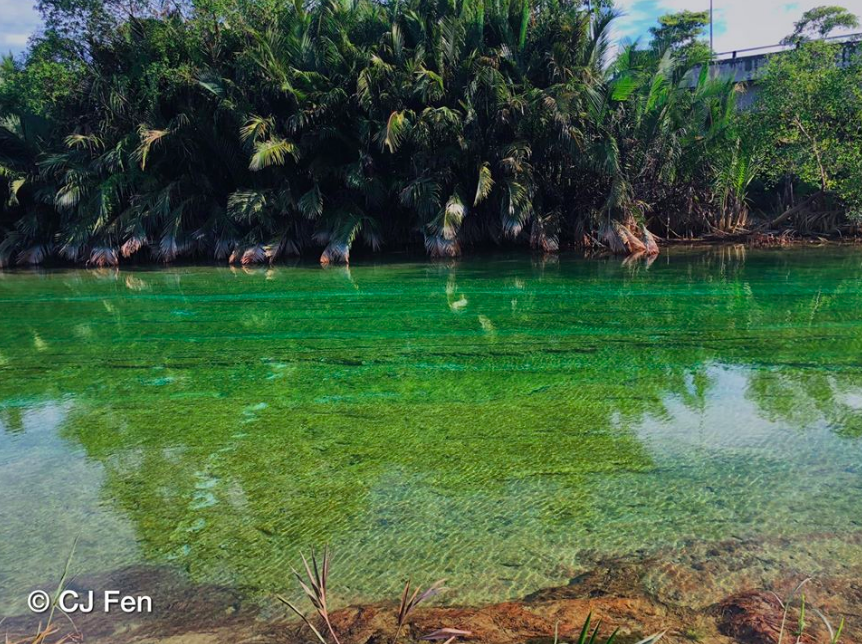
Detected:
left=4, top=532, right=861, bottom=644
left=4, top=0, right=862, bottom=273
left=0, top=235, right=861, bottom=271
left=664, top=232, right=862, bottom=249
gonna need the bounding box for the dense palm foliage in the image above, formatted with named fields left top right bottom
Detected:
left=0, top=0, right=850, bottom=266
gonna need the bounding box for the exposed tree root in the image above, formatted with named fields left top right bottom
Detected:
left=599, top=221, right=660, bottom=257
left=640, top=224, right=660, bottom=256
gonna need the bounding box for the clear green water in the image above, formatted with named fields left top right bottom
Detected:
left=2, top=248, right=862, bottom=614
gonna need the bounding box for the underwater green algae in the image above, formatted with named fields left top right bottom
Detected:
left=1, top=247, right=862, bottom=613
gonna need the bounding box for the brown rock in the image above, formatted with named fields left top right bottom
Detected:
left=715, top=590, right=827, bottom=644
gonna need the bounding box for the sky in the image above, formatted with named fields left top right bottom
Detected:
left=1, top=0, right=862, bottom=57
left=613, top=0, right=862, bottom=54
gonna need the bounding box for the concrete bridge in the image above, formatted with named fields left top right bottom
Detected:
left=688, top=33, right=862, bottom=108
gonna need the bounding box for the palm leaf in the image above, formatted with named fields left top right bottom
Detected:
left=241, top=115, right=275, bottom=144
left=298, top=184, right=324, bottom=219
left=474, top=162, right=494, bottom=206
left=136, top=127, right=170, bottom=170
left=382, top=110, right=411, bottom=153
left=249, top=138, right=299, bottom=171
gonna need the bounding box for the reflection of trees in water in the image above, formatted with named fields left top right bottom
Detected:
left=747, top=370, right=862, bottom=438
left=0, top=406, right=26, bottom=435
left=1, top=249, right=862, bottom=596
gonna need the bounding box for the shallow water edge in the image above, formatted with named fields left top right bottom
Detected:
left=3, top=530, right=861, bottom=644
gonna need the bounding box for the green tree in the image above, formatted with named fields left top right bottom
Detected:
left=781, top=5, right=859, bottom=45
left=648, top=10, right=710, bottom=58
left=3, top=1, right=861, bottom=266
left=745, top=40, right=862, bottom=224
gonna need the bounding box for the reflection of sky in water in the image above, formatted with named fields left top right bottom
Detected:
left=639, top=364, right=833, bottom=453
left=838, top=389, right=862, bottom=410
left=0, top=249, right=861, bottom=612
left=0, top=402, right=139, bottom=613
left=629, top=364, right=862, bottom=539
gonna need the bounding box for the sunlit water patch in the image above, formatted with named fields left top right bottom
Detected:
left=1, top=248, right=861, bottom=613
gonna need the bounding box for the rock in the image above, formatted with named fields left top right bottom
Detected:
left=715, top=590, right=826, bottom=644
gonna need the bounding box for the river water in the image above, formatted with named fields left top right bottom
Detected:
left=1, top=247, right=861, bottom=617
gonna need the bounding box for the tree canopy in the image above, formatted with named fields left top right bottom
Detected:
left=744, top=39, right=862, bottom=222
left=782, top=5, right=860, bottom=44
left=0, top=1, right=860, bottom=266
left=648, top=9, right=710, bottom=56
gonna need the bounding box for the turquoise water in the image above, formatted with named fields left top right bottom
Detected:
left=1, top=248, right=862, bottom=614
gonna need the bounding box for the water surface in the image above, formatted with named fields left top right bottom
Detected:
left=2, top=248, right=862, bottom=613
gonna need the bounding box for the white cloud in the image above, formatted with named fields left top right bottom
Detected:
left=613, top=0, right=862, bottom=54
left=0, top=0, right=40, bottom=55
left=2, top=33, right=31, bottom=47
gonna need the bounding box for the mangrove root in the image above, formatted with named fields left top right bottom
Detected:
left=600, top=221, right=659, bottom=257
left=640, top=224, right=660, bottom=256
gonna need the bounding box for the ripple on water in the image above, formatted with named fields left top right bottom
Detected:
left=0, top=249, right=861, bottom=611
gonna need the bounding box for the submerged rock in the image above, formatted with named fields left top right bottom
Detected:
left=714, top=590, right=831, bottom=644
left=6, top=534, right=861, bottom=644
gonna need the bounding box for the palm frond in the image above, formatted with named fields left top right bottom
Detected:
left=249, top=138, right=300, bottom=171
left=474, top=162, right=494, bottom=206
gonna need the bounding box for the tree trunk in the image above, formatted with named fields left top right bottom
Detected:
left=763, top=192, right=823, bottom=230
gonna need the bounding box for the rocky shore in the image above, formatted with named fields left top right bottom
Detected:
left=4, top=532, right=861, bottom=644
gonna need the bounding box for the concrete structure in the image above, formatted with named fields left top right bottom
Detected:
left=687, top=33, right=862, bottom=108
